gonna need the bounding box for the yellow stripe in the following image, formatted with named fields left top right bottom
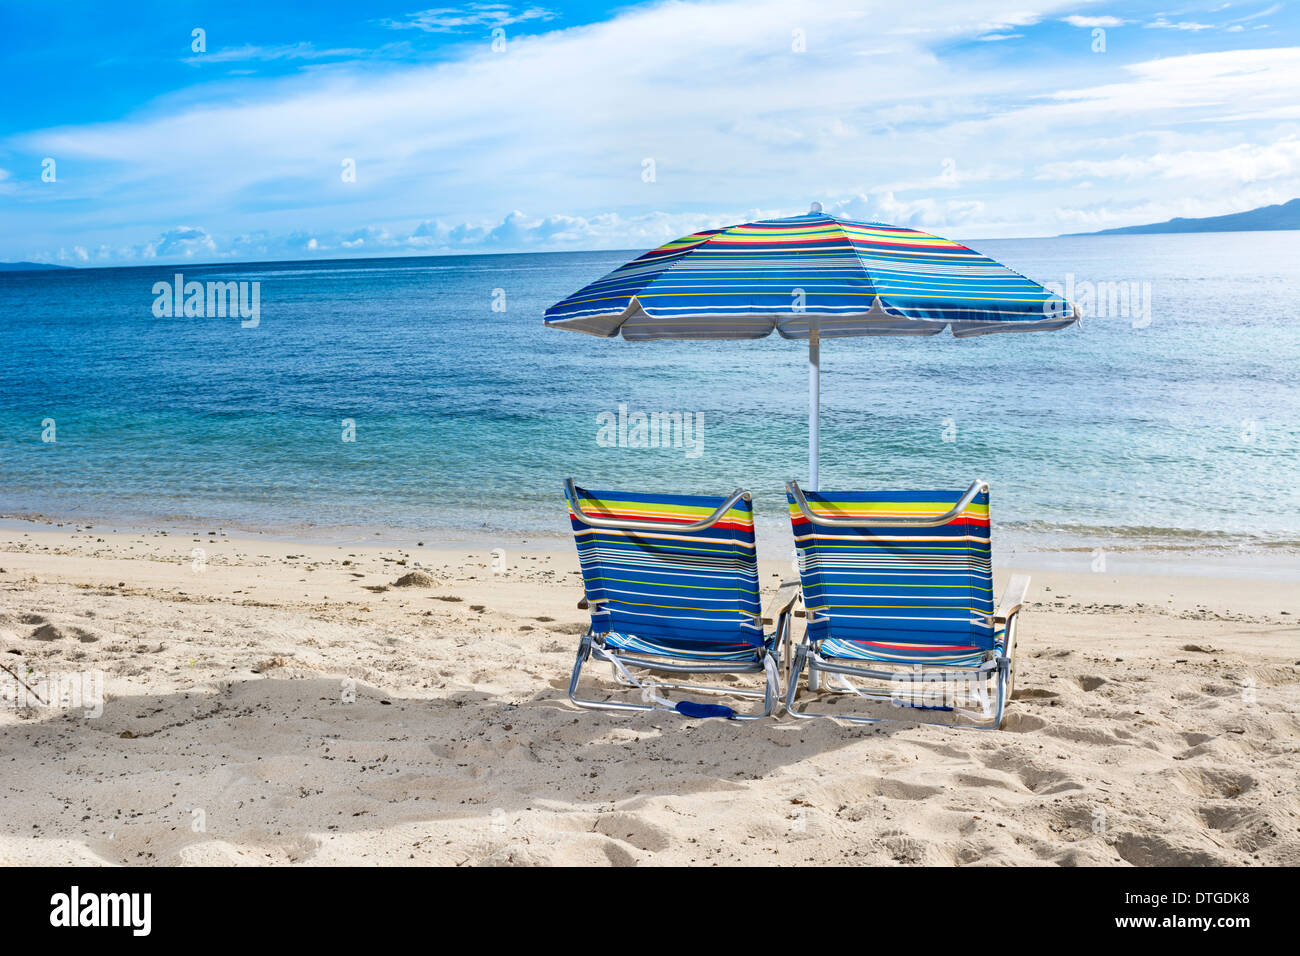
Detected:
left=606, top=600, right=746, bottom=616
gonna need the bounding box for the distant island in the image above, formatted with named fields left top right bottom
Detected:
left=0, top=261, right=75, bottom=272
left=1066, top=198, right=1300, bottom=236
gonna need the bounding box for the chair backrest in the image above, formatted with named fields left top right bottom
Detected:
left=787, top=488, right=994, bottom=650
left=566, top=485, right=763, bottom=650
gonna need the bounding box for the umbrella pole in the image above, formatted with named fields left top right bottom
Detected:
left=808, top=328, right=820, bottom=491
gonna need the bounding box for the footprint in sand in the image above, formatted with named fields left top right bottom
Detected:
left=998, top=711, right=1048, bottom=733
left=601, top=841, right=638, bottom=866
left=30, top=621, right=100, bottom=643
left=1199, top=803, right=1252, bottom=832
left=1198, top=804, right=1281, bottom=854
left=1112, top=831, right=1229, bottom=867
left=1012, top=687, right=1058, bottom=700
left=594, top=812, right=672, bottom=852
left=1176, top=767, right=1256, bottom=799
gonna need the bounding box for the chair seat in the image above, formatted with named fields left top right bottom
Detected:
left=602, top=631, right=769, bottom=663
left=819, top=628, right=1005, bottom=667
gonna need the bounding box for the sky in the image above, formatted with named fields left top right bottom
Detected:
left=1, top=0, right=1298, bottom=265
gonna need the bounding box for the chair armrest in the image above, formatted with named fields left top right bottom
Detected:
left=994, top=573, right=1031, bottom=623
left=787, top=478, right=988, bottom=527
left=762, top=579, right=800, bottom=624
left=567, top=478, right=752, bottom=532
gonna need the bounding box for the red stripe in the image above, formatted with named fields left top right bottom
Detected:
left=856, top=641, right=979, bottom=652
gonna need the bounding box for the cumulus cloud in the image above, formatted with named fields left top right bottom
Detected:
left=410, top=208, right=741, bottom=250
left=90, top=198, right=1016, bottom=265
left=148, top=226, right=219, bottom=258
left=828, top=192, right=988, bottom=230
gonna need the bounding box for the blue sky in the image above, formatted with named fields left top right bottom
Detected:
left=1, top=0, right=1298, bottom=265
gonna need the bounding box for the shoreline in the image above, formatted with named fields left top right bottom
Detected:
left=3, top=510, right=1298, bottom=582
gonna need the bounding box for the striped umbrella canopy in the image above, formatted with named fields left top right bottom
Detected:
left=545, top=204, right=1079, bottom=488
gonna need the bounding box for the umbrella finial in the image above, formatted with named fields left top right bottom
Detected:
left=809, top=201, right=823, bottom=215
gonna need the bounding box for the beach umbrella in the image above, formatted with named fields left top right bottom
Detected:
left=544, top=204, right=1079, bottom=489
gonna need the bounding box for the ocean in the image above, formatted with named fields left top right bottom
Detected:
left=2, top=232, right=1298, bottom=569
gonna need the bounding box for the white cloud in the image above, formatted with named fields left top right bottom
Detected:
left=1145, top=17, right=1215, bottom=31
left=1025, top=47, right=1300, bottom=117
left=380, top=4, right=558, bottom=33
left=1061, top=15, right=1128, bottom=28
left=148, top=226, right=219, bottom=258
left=1227, top=3, right=1281, bottom=24
left=1035, top=134, right=1300, bottom=184
left=830, top=191, right=988, bottom=229
left=183, top=43, right=384, bottom=65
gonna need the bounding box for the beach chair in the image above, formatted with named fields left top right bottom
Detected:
left=564, top=480, right=798, bottom=719
left=783, top=479, right=1030, bottom=729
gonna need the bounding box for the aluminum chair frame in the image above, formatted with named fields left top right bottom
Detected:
left=783, top=478, right=1030, bottom=730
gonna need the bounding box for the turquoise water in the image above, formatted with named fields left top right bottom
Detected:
left=1, top=232, right=1298, bottom=557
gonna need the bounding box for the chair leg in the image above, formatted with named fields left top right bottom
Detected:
left=568, top=632, right=659, bottom=713
left=757, top=651, right=779, bottom=719
left=975, top=613, right=1018, bottom=730
left=784, top=643, right=823, bottom=721
left=806, top=647, right=820, bottom=692
left=990, top=659, right=1009, bottom=728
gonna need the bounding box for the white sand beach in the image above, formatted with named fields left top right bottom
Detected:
left=0, top=523, right=1296, bottom=866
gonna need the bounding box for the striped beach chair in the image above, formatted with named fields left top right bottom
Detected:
left=564, top=480, right=797, bottom=719
left=784, top=479, right=1030, bottom=728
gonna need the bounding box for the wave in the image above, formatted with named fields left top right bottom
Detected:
left=998, top=520, right=1300, bottom=552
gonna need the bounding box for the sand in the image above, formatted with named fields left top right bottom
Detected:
left=0, top=522, right=1296, bottom=866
